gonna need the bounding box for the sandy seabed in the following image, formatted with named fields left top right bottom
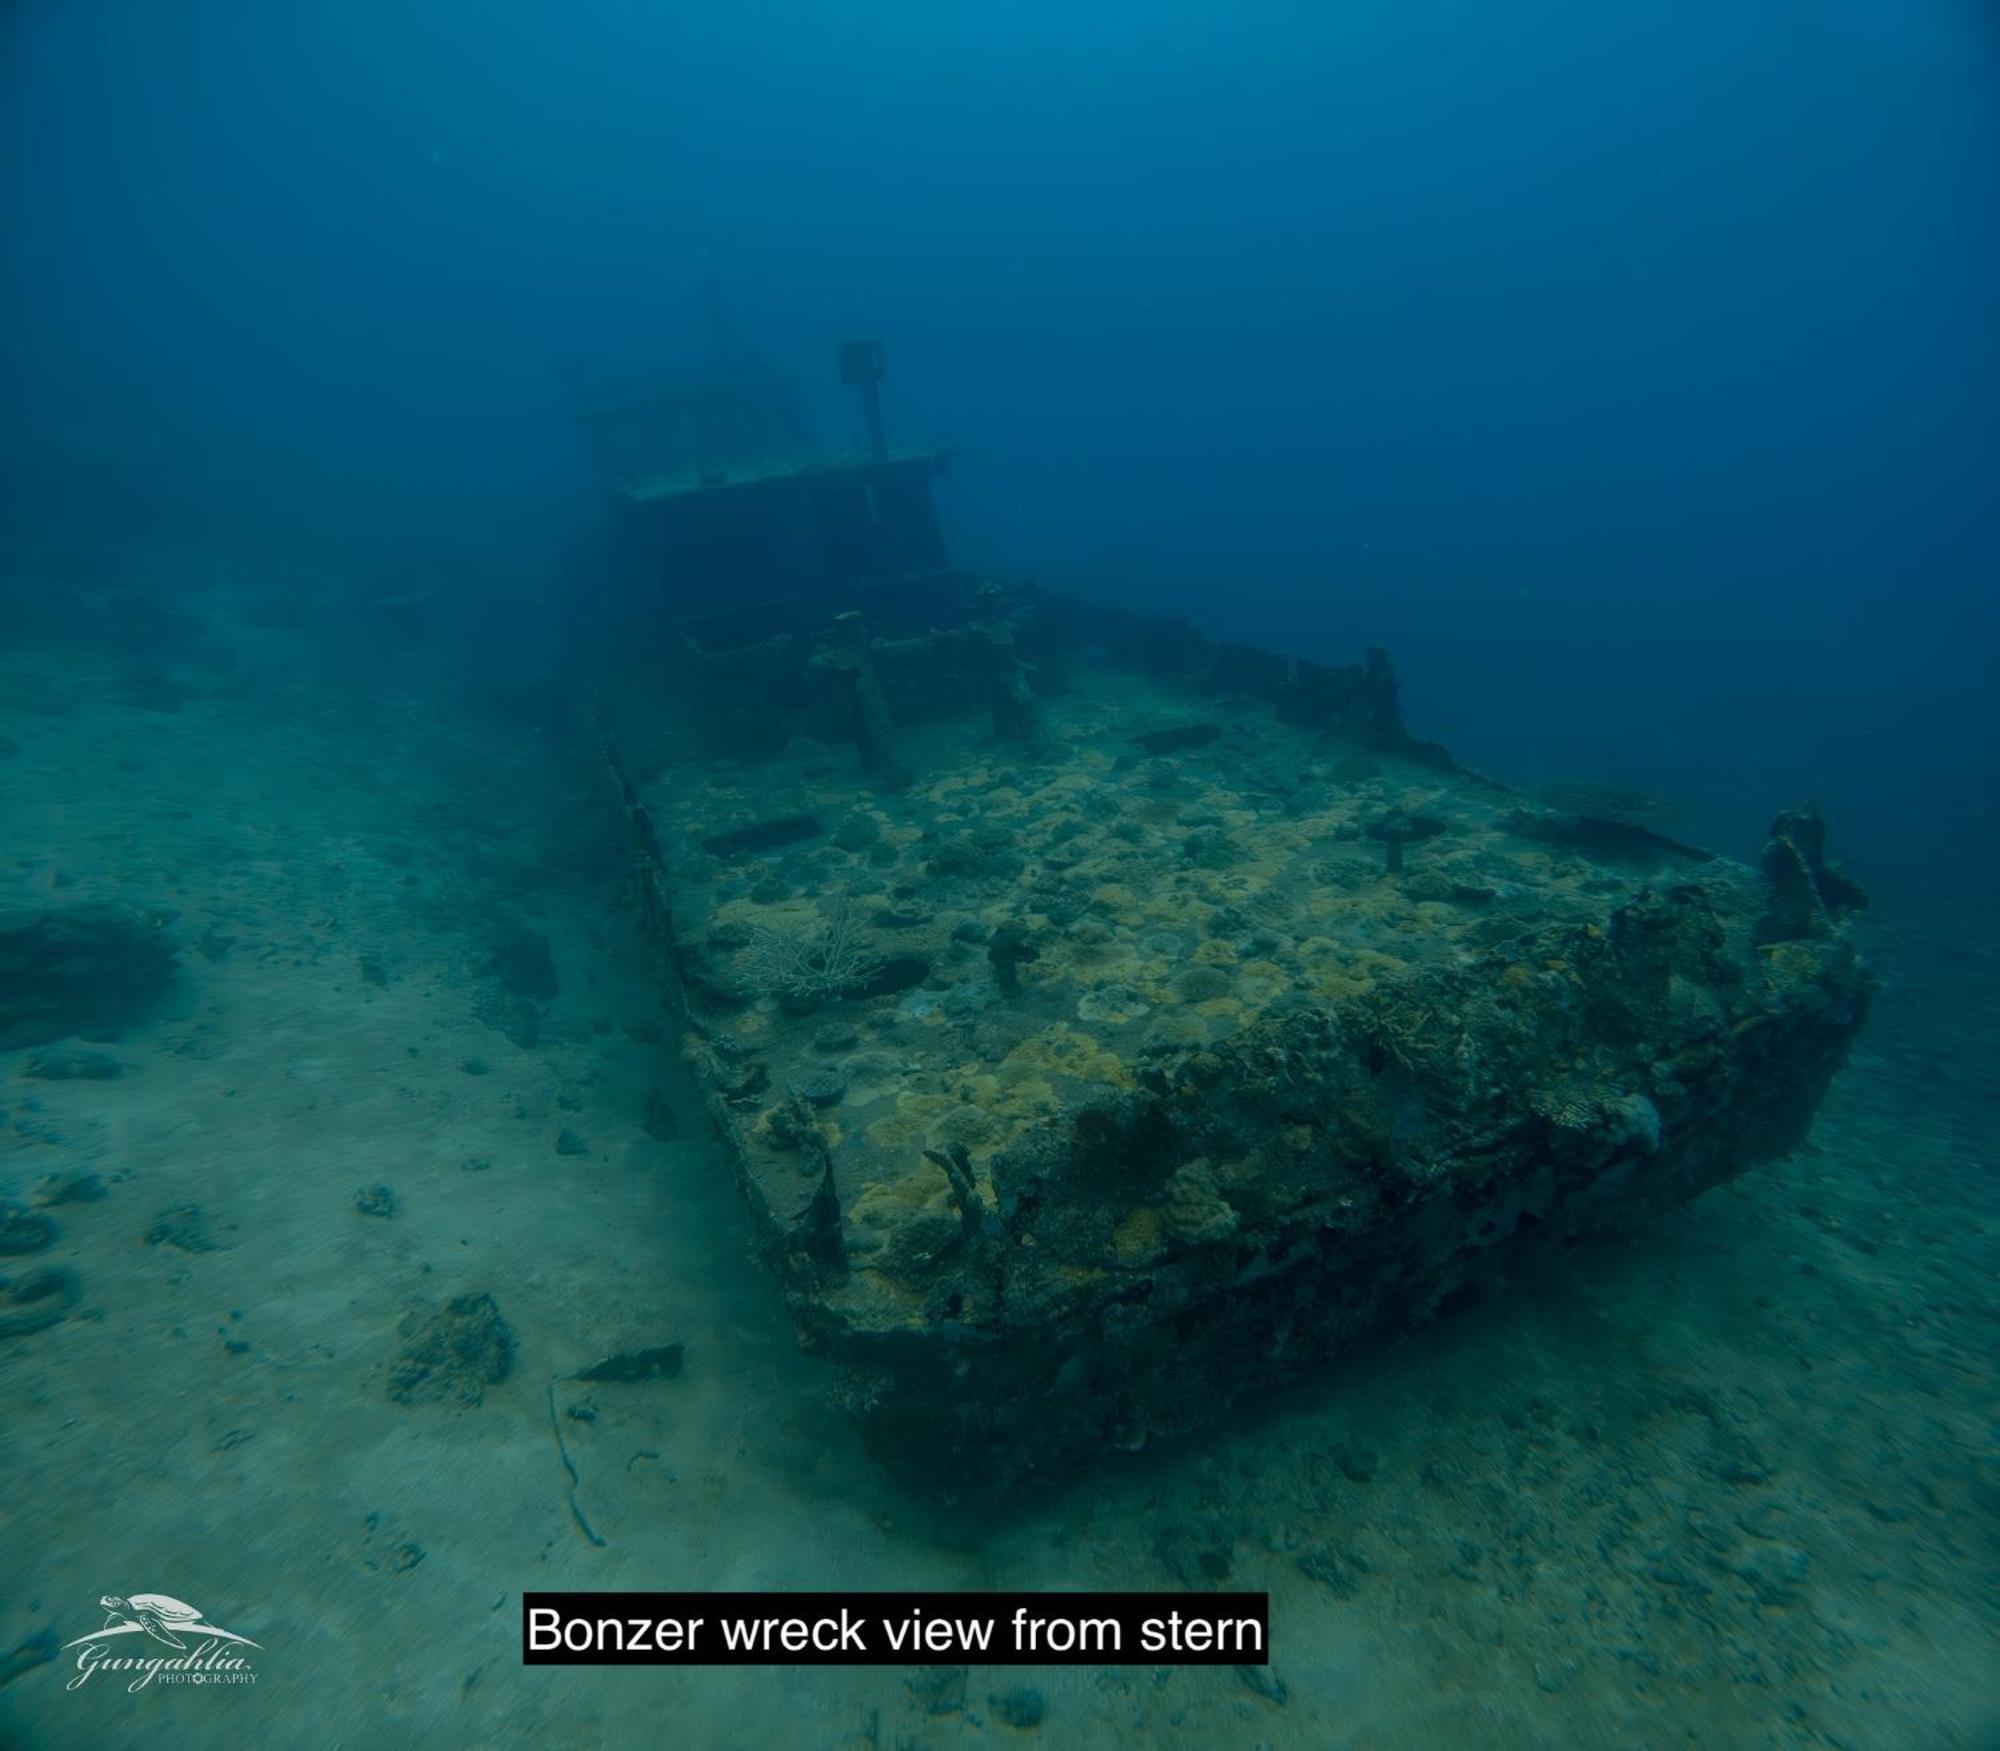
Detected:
left=1, top=543, right=1994, bottom=1750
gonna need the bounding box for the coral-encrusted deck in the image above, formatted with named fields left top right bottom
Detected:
left=606, top=603, right=1869, bottom=1491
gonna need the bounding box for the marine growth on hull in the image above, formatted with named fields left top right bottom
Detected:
left=595, top=585, right=1865, bottom=1491
left=579, top=345, right=1870, bottom=1492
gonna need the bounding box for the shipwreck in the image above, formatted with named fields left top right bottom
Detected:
left=571, top=333, right=1870, bottom=1492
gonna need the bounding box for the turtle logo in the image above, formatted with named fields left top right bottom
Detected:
left=66, top=1594, right=261, bottom=1651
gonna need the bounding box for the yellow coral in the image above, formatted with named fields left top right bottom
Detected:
left=1112, top=1205, right=1164, bottom=1265
left=866, top=1090, right=956, bottom=1148
left=929, top=1105, right=1002, bottom=1150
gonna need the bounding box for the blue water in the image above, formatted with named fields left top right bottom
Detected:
left=2, top=4, right=1994, bottom=1746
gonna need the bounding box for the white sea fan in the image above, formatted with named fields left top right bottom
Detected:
left=741, top=899, right=878, bottom=1003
